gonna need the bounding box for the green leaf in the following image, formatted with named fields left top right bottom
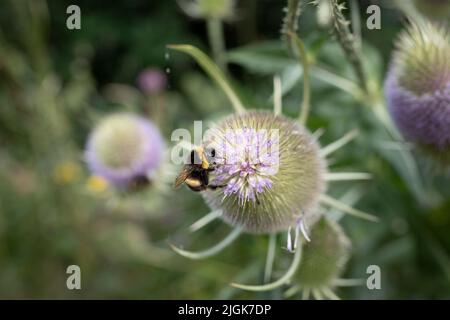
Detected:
left=226, top=41, right=295, bottom=74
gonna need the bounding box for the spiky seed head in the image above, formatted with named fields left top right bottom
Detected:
left=201, top=110, right=327, bottom=234
left=385, top=22, right=450, bottom=160
left=413, top=0, right=450, bottom=21
left=295, top=217, right=351, bottom=289
left=85, top=113, right=164, bottom=187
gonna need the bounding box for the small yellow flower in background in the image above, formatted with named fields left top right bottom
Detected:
left=86, top=175, right=109, bottom=193
left=53, top=161, right=80, bottom=185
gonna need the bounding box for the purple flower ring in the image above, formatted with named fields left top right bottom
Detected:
left=85, top=113, right=165, bottom=187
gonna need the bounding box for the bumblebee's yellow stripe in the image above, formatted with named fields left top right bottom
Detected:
left=196, top=146, right=210, bottom=169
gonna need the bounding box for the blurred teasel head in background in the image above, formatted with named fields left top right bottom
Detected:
left=137, top=68, right=167, bottom=95
left=85, top=113, right=165, bottom=187
left=202, top=110, right=327, bottom=234
left=385, top=22, right=450, bottom=161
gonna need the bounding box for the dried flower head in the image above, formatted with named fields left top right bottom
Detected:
left=85, top=113, right=164, bottom=187
left=385, top=22, right=450, bottom=159
left=202, top=110, right=326, bottom=234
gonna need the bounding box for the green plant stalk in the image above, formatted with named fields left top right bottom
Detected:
left=207, top=17, right=228, bottom=73
left=350, top=0, right=361, bottom=50
left=328, top=0, right=368, bottom=94
left=281, top=0, right=302, bottom=56
left=288, top=32, right=311, bottom=125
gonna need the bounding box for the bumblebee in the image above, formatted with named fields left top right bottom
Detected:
left=174, top=147, right=221, bottom=192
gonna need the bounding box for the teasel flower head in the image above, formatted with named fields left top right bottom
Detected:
left=285, top=217, right=352, bottom=299
left=202, top=110, right=326, bottom=234
left=413, top=0, right=450, bottom=21
left=168, top=43, right=376, bottom=293
left=85, top=113, right=165, bottom=187
left=385, top=22, right=450, bottom=161
left=178, top=0, right=235, bottom=20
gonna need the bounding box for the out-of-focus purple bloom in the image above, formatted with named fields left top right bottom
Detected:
left=137, top=68, right=167, bottom=94
left=385, top=22, right=450, bottom=155
left=85, top=113, right=164, bottom=187
left=385, top=73, right=450, bottom=150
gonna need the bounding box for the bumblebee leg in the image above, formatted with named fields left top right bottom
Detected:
left=207, top=184, right=226, bottom=190
left=255, top=194, right=261, bottom=205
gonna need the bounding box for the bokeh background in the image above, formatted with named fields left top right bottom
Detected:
left=0, top=0, right=449, bottom=299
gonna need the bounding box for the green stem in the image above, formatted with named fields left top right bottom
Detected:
left=207, top=18, right=228, bottom=73
left=281, top=0, right=302, bottom=56
left=328, top=0, right=368, bottom=94
left=264, top=234, right=277, bottom=283
left=288, top=32, right=311, bottom=125
left=350, top=0, right=361, bottom=50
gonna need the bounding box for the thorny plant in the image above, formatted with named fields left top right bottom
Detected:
left=167, top=0, right=382, bottom=298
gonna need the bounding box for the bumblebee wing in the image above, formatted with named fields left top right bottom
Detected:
left=174, top=166, right=193, bottom=188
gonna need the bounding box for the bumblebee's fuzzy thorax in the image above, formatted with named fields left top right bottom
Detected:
left=201, top=110, right=327, bottom=234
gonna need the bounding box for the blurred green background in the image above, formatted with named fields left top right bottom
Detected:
left=0, top=0, right=449, bottom=299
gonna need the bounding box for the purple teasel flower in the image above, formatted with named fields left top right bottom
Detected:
left=385, top=22, right=450, bottom=161
left=85, top=113, right=165, bottom=187
left=137, top=68, right=167, bottom=94
left=201, top=111, right=327, bottom=235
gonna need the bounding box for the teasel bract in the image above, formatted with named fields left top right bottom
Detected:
left=385, top=22, right=450, bottom=164
left=284, top=216, right=357, bottom=300
left=85, top=113, right=165, bottom=188
left=168, top=40, right=376, bottom=296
